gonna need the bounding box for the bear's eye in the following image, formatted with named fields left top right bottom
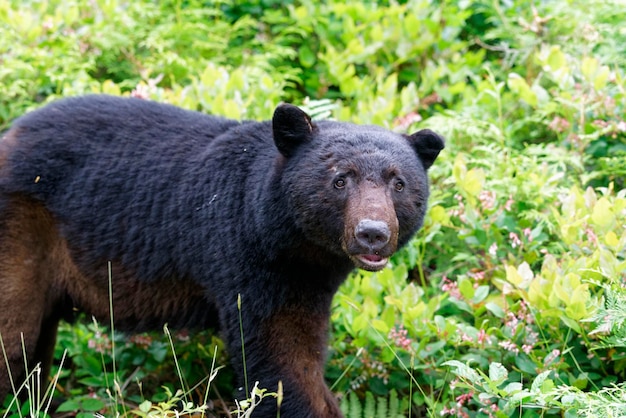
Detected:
left=394, top=180, right=405, bottom=192
left=334, top=178, right=346, bottom=189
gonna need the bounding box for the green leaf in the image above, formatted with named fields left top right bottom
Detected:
left=502, top=381, right=523, bottom=393
left=392, top=263, right=408, bottom=282
left=55, top=399, right=81, bottom=413
left=531, top=370, right=553, bottom=393
left=581, top=56, right=599, bottom=81
left=472, top=285, right=490, bottom=304
left=429, top=204, right=450, bottom=226
left=371, top=319, right=389, bottom=333
left=547, top=45, right=566, bottom=71
left=514, top=354, right=537, bottom=375
left=461, top=168, right=485, bottom=196
left=459, top=277, right=474, bottom=300
left=505, top=262, right=533, bottom=289
left=443, top=360, right=483, bottom=384
left=507, top=73, right=537, bottom=106
left=488, top=362, right=508, bottom=384
left=78, top=376, right=108, bottom=387
left=571, top=372, right=589, bottom=389
left=485, top=302, right=505, bottom=318
left=581, top=56, right=611, bottom=90
left=591, top=197, right=614, bottom=228
left=81, top=397, right=105, bottom=412
left=566, top=284, right=590, bottom=320
left=298, top=44, right=316, bottom=68
left=139, top=400, right=152, bottom=413
left=605, top=231, right=620, bottom=248
left=353, top=314, right=368, bottom=334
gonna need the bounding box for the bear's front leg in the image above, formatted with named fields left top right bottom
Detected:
left=233, top=305, right=342, bottom=418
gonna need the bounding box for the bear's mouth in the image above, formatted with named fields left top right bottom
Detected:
left=354, top=254, right=389, bottom=271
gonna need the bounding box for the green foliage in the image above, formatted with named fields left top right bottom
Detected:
left=585, top=276, right=626, bottom=350
left=340, top=390, right=406, bottom=418
left=231, top=381, right=282, bottom=418
left=1, top=0, right=625, bottom=416
left=132, top=387, right=208, bottom=417
left=38, top=320, right=230, bottom=416
left=443, top=360, right=626, bottom=417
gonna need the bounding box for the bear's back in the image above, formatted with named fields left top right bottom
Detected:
left=0, top=96, right=262, bottom=284
left=0, top=95, right=243, bottom=201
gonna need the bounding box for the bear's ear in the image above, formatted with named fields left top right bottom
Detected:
left=405, top=129, right=445, bottom=170
left=272, top=103, right=315, bottom=158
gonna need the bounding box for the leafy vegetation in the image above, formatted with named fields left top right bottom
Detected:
left=1, top=0, right=625, bottom=417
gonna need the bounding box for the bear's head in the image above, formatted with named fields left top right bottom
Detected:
left=273, top=104, right=444, bottom=272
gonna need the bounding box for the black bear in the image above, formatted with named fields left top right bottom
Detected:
left=0, top=95, right=443, bottom=417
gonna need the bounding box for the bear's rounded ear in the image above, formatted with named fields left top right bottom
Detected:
left=405, top=129, right=445, bottom=170
left=272, top=103, right=315, bottom=158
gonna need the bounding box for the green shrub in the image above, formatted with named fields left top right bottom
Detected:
left=1, top=0, right=625, bottom=416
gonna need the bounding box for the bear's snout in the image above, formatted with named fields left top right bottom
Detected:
left=352, top=219, right=393, bottom=270
left=355, top=219, right=391, bottom=251
left=342, top=183, right=400, bottom=272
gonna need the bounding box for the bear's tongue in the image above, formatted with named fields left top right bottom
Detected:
left=355, top=254, right=389, bottom=271
left=362, top=254, right=383, bottom=263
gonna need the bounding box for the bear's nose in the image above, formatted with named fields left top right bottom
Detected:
left=355, top=219, right=391, bottom=251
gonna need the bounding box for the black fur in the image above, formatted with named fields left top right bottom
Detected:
left=0, top=95, right=443, bottom=417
